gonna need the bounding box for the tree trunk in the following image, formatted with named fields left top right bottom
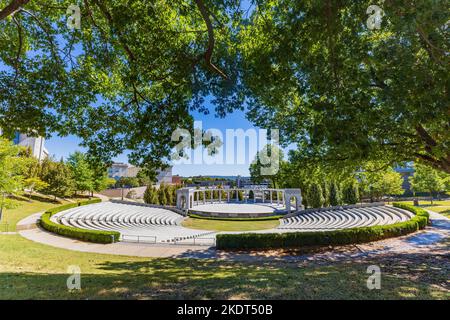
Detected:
left=0, top=0, right=30, bottom=21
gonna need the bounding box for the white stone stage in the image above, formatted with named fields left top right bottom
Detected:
left=190, top=202, right=287, bottom=216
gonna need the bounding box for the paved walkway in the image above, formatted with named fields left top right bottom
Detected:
left=17, top=209, right=449, bottom=261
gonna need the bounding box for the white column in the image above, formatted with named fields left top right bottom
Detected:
left=236, top=190, right=239, bottom=202
left=270, top=191, right=273, bottom=203
left=219, top=191, right=222, bottom=203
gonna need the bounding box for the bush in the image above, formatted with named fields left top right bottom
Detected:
left=307, top=183, right=324, bottom=208
left=39, top=199, right=120, bottom=244
left=216, top=203, right=429, bottom=250
left=343, top=181, right=360, bottom=205
left=329, top=180, right=342, bottom=206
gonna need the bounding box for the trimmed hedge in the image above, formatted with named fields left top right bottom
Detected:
left=39, top=199, right=120, bottom=244
left=216, top=203, right=429, bottom=250
left=188, top=214, right=283, bottom=221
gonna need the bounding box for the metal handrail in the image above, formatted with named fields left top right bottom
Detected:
left=120, top=234, right=157, bottom=243
left=172, top=237, right=216, bottom=246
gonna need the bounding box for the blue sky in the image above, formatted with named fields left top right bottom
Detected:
left=46, top=105, right=288, bottom=177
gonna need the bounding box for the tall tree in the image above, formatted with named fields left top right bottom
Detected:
left=0, top=0, right=243, bottom=172
left=358, top=163, right=404, bottom=201
left=409, top=163, right=447, bottom=204
left=67, top=151, right=94, bottom=195
left=250, top=144, right=285, bottom=188
left=329, top=181, right=342, bottom=206
left=307, top=182, right=324, bottom=209
left=40, top=158, right=75, bottom=200
left=343, top=181, right=360, bottom=205
left=241, top=0, right=449, bottom=173
left=0, top=138, right=25, bottom=220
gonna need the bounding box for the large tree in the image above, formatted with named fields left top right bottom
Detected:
left=0, top=138, right=25, bottom=220
left=67, top=151, right=94, bottom=195
left=409, top=163, right=447, bottom=203
left=40, top=157, right=75, bottom=199
left=0, top=0, right=242, bottom=170
left=240, top=0, right=449, bottom=173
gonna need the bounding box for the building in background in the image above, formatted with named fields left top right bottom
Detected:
left=11, top=132, right=48, bottom=161
left=394, top=165, right=415, bottom=192
left=156, top=167, right=172, bottom=184
left=172, top=175, right=182, bottom=185
left=108, top=162, right=173, bottom=185
left=108, top=163, right=132, bottom=180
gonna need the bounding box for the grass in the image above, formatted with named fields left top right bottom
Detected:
left=1, top=195, right=63, bottom=231
left=397, top=200, right=450, bottom=218
left=182, top=217, right=280, bottom=231
left=0, top=197, right=448, bottom=299
left=0, top=194, right=99, bottom=232
left=0, top=234, right=448, bottom=299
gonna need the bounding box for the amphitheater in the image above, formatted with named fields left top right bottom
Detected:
left=50, top=198, right=415, bottom=246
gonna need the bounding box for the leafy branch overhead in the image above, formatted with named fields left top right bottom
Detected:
left=0, top=0, right=238, bottom=171
left=0, top=0, right=449, bottom=174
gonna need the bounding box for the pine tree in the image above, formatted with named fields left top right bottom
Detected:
left=151, top=187, right=159, bottom=205
left=165, top=185, right=173, bottom=205
left=322, top=180, right=330, bottom=207
left=158, top=185, right=167, bottom=205
left=343, top=181, right=360, bottom=204
left=307, top=183, right=324, bottom=208
left=329, top=180, right=342, bottom=206
left=143, top=185, right=152, bottom=204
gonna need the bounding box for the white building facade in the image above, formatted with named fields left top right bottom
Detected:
left=8, top=132, right=48, bottom=161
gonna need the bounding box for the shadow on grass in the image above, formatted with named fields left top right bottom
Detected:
left=8, top=194, right=61, bottom=204
left=1, top=251, right=447, bottom=300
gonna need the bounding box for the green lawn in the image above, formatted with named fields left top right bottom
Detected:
left=1, top=196, right=63, bottom=231
left=0, top=195, right=99, bottom=232
left=397, top=200, right=450, bottom=218
left=182, top=217, right=280, bottom=231
left=0, top=197, right=448, bottom=299
left=0, top=234, right=448, bottom=299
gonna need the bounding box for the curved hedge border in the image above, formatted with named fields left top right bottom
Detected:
left=188, top=213, right=283, bottom=221
left=39, top=199, right=120, bottom=244
left=216, top=203, right=429, bottom=250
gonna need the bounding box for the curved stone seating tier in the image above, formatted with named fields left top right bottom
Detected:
left=278, top=206, right=413, bottom=231
left=48, top=202, right=415, bottom=244
left=51, top=202, right=217, bottom=243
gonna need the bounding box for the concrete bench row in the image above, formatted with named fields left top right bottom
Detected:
left=51, top=202, right=217, bottom=243
left=279, top=206, right=413, bottom=231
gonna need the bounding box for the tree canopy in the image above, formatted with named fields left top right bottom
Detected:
left=1, top=0, right=448, bottom=174
left=0, top=0, right=242, bottom=170
left=241, top=0, right=449, bottom=173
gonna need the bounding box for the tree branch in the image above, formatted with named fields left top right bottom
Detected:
left=91, top=0, right=136, bottom=62
left=415, top=124, right=437, bottom=149
left=0, top=0, right=29, bottom=21
left=18, top=8, right=60, bottom=63
left=194, top=0, right=228, bottom=79
left=11, top=14, right=22, bottom=84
